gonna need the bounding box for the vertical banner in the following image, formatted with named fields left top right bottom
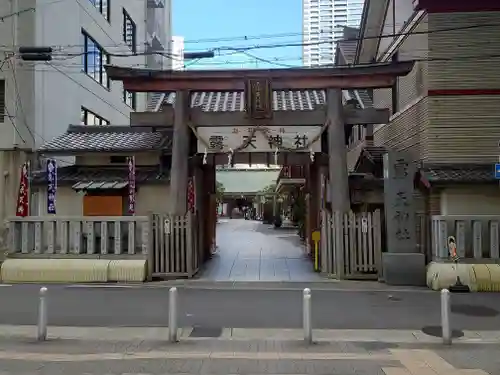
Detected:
left=16, top=162, right=29, bottom=217
left=46, top=159, right=57, bottom=214
left=127, top=156, right=136, bottom=214
left=187, top=177, right=195, bottom=213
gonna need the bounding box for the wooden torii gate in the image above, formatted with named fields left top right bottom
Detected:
left=106, top=62, right=413, bottom=275
left=106, top=62, right=413, bottom=214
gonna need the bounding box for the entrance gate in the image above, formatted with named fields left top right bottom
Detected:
left=106, top=60, right=414, bottom=280
left=149, top=213, right=200, bottom=278
left=320, top=210, right=382, bottom=279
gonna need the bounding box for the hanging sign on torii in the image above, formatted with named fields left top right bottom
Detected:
left=245, top=78, right=273, bottom=120
left=197, top=126, right=322, bottom=153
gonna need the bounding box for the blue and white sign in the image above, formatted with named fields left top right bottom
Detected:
left=495, top=163, right=500, bottom=179
left=46, top=159, right=57, bottom=214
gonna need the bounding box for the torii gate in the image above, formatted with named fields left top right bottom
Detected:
left=106, top=62, right=413, bottom=216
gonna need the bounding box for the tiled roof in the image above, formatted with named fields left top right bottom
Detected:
left=31, top=166, right=168, bottom=185
left=338, top=27, right=359, bottom=65
left=338, top=40, right=357, bottom=64
left=39, top=125, right=172, bottom=153
left=421, top=164, right=496, bottom=183
left=163, top=90, right=327, bottom=112
left=355, top=90, right=373, bottom=107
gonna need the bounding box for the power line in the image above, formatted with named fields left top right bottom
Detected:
left=4, top=51, right=500, bottom=72
left=0, top=17, right=498, bottom=53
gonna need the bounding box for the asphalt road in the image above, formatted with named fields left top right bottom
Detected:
left=0, top=284, right=499, bottom=330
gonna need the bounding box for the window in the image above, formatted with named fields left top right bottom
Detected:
left=123, top=89, right=136, bottom=109
left=81, top=107, right=110, bottom=126
left=123, top=10, right=136, bottom=52
left=0, top=80, right=4, bottom=123
left=89, top=0, right=110, bottom=21
left=82, top=31, right=110, bottom=88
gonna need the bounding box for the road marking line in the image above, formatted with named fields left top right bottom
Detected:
left=0, top=351, right=393, bottom=362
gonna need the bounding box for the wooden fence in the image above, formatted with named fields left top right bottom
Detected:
left=149, top=213, right=199, bottom=278
left=432, top=215, right=500, bottom=261
left=7, top=213, right=200, bottom=280
left=320, top=210, right=382, bottom=279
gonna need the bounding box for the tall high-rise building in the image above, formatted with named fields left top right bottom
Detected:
left=171, top=36, right=185, bottom=70
left=302, top=0, right=365, bottom=67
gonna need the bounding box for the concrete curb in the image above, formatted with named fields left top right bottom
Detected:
left=0, top=325, right=499, bottom=344
left=61, top=281, right=434, bottom=292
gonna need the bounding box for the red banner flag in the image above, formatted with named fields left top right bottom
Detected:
left=16, top=162, right=29, bottom=217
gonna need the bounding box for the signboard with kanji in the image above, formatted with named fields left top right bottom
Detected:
left=197, top=126, right=322, bottom=153
left=46, top=159, right=57, bottom=214
left=16, top=163, right=29, bottom=217
left=127, top=156, right=136, bottom=214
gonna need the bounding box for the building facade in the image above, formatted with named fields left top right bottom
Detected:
left=0, top=0, right=172, bottom=224
left=302, top=0, right=365, bottom=66
left=351, top=0, right=500, bottom=216
left=171, top=36, right=185, bottom=71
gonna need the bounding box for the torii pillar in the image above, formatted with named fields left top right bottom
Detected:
left=169, top=90, right=189, bottom=214
left=327, top=89, right=350, bottom=213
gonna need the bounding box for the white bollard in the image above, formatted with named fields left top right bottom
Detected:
left=441, top=288, right=451, bottom=345
left=168, top=287, right=178, bottom=342
left=303, top=288, right=312, bottom=344
left=37, top=287, right=48, bottom=341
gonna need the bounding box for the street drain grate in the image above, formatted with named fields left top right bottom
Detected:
left=451, top=304, right=499, bottom=317
left=421, top=326, right=464, bottom=338
left=189, top=326, right=223, bottom=338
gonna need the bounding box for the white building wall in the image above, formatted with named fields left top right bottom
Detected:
left=303, top=0, right=365, bottom=67
left=171, top=36, right=184, bottom=70
left=440, top=187, right=500, bottom=216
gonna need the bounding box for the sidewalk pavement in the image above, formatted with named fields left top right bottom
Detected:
left=0, top=326, right=498, bottom=374
left=1, top=325, right=500, bottom=344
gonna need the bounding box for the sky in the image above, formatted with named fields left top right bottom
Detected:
left=172, top=0, right=303, bottom=70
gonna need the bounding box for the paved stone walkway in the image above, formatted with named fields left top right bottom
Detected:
left=200, top=219, right=321, bottom=282
left=0, top=335, right=497, bottom=374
